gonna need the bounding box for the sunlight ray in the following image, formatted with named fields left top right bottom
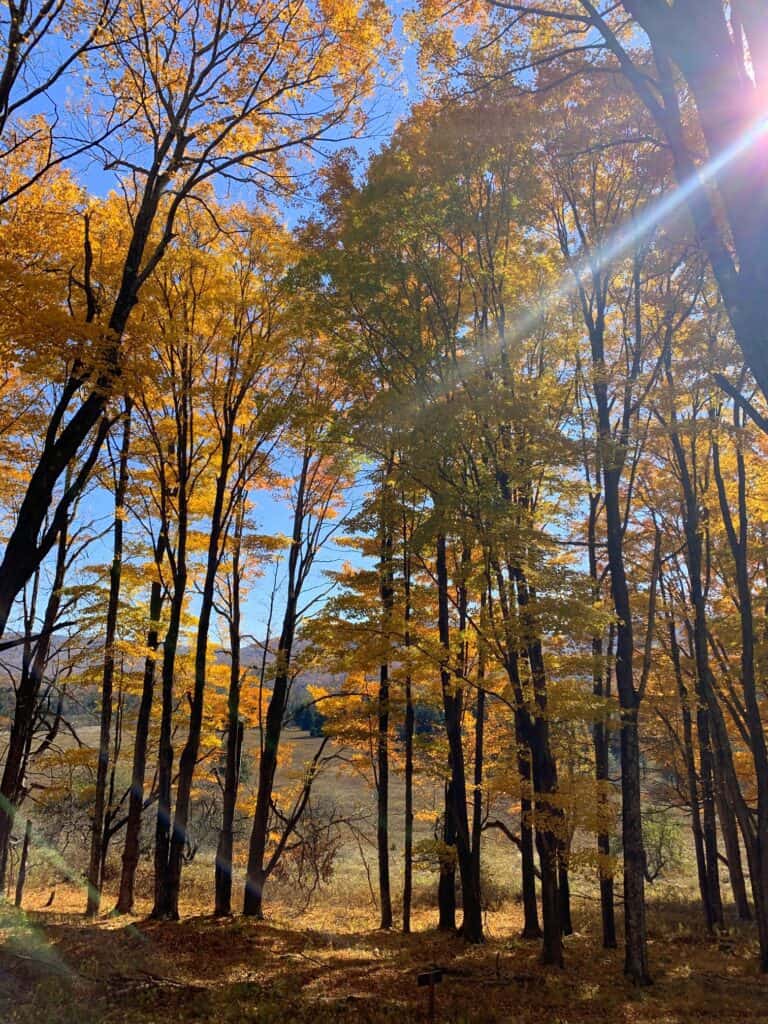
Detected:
left=413, top=112, right=768, bottom=406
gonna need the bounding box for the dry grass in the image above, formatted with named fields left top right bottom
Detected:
left=2, top=880, right=767, bottom=1023
left=2, top=731, right=765, bottom=1021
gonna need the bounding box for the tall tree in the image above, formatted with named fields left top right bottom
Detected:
left=0, top=0, right=390, bottom=639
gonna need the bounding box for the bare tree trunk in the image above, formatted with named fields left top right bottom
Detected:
left=87, top=402, right=132, bottom=917
left=215, top=718, right=243, bottom=917
left=591, top=319, right=650, bottom=984
left=402, top=511, right=414, bottom=934
left=436, top=534, right=483, bottom=943
left=215, top=502, right=245, bottom=917
left=243, top=654, right=292, bottom=919
left=377, top=500, right=393, bottom=929
left=667, top=418, right=723, bottom=930
left=166, top=427, right=239, bottom=917
left=244, top=449, right=316, bottom=918
left=0, top=503, right=71, bottom=888
left=606, top=468, right=650, bottom=984
left=14, top=819, right=31, bottom=908
left=588, top=489, right=617, bottom=950
left=662, top=580, right=714, bottom=928
left=517, top=745, right=541, bottom=940
left=377, top=660, right=392, bottom=928
left=152, top=376, right=192, bottom=921
left=712, top=419, right=768, bottom=964
left=470, top=621, right=485, bottom=930
left=715, top=783, right=751, bottom=921
left=115, top=556, right=165, bottom=915
left=512, top=557, right=563, bottom=968
left=437, top=780, right=457, bottom=932
left=152, top=576, right=186, bottom=920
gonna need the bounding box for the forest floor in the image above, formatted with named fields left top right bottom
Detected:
left=1, top=884, right=767, bottom=1023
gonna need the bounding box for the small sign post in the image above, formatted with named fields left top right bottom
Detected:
left=417, top=968, right=443, bottom=1022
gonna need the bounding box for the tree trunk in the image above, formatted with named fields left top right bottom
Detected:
left=87, top=402, right=132, bottom=917
left=152, top=575, right=186, bottom=920
left=663, top=585, right=715, bottom=929
left=215, top=718, right=243, bottom=916
left=712, top=422, right=768, bottom=965
left=588, top=492, right=617, bottom=950
left=436, top=534, right=483, bottom=943
left=165, top=429, right=234, bottom=918
left=558, top=859, right=573, bottom=937
left=518, top=748, right=541, bottom=940
left=402, top=516, right=414, bottom=934
left=215, top=503, right=245, bottom=918
left=243, top=657, right=292, bottom=917
left=595, top=371, right=650, bottom=983
left=715, top=783, right=751, bottom=921
left=14, top=819, right=31, bottom=908
left=0, top=508, right=70, bottom=888
left=377, top=657, right=392, bottom=929
left=377, top=504, right=393, bottom=929
left=471, top=632, right=485, bottom=932
left=437, top=780, right=457, bottom=932
left=513, top=559, right=563, bottom=967
left=403, top=669, right=414, bottom=934
left=244, top=450, right=312, bottom=918
left=115, top=560, right=164, bottom=915
left=668, top=423, right=724, bottom=930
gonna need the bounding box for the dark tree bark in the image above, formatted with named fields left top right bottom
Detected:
left=600, top=441, right=650, bottom=984
left=665, top=395, right=724, bottom=930
left=436, top=533, right=483, bottom=943
left=712, top=415, right=768, bottom=961
left=611, top=0, right=768, bottom=403
left=215, top=501, right=246, bottom=918
left=115, top=535, right=166, bottom=915
left=402, top=507, right=415, bottom=934
left=587, top=487, right=617, bottom=950
left=376, top=664, right=392, bottom=928
left=151, top=418, right=190, bottom=920
left=87, top=400, right=132, bottom=917
left=244, top=448, right=329, bottom=918
left=471, top=613, right=486, bottom=933
left=517, top=745, right=542, bottom=940
left=437, top=780, right=458, bottom=932
left=575, top=251, right=651, bottom=984
left=509, top=553, right=563, bottom=967
left=715, top=786, right=751, bottom=922
left=0, top=498, right=72, bottom=887
left=151, top=573, right=186, bottom=920
left=165, top=431, right=235, bottom=918
left=376, top=494, right=394, bottom=930
left=14, top=819, right=31, bottom=909
left=661, top=577, right=716, bottom=930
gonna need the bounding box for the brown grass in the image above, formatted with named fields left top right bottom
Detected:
left=2, top=881, right=767, bottom=1024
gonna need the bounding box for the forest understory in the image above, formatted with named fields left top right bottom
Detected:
left=3, top=883, right=765, bottom=1024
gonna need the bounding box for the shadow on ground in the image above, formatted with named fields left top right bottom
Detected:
left=1, top=899, right=766, bottom=1023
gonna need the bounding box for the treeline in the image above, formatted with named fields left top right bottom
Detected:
left=1, top=0, right=768, bottom=993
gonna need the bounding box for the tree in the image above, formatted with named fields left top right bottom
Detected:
left=0, top=0, right=391, bottom=640
left=0, top=0, right=120, bottom=204
left=243, top=367, right=352, bottom=918
left=469, top=2, right=768, bottom=405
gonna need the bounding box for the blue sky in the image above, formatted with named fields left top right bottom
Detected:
left=23, top=3, right=424, bottom=643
